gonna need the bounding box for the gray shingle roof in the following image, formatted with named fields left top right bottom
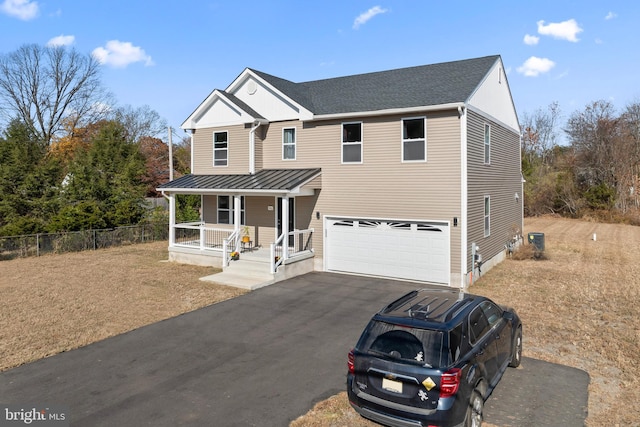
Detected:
left=157, top=168, right=321, bottom=193
left=249, top=55, right=500, bottom=115
left=219, top=90, right=265, bottom=120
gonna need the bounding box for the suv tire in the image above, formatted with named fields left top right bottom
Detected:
left=509, top=327, right=522, bottom=368
left=465, top=389, right=483, bottom=427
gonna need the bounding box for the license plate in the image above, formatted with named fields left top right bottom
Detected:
left=382, top=378, right=403, bottom=394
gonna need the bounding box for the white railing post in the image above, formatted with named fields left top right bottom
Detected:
left=270, top=242, right=275, bottom=273
left=233, top=195, right=241, bottom=253
left=282, top=196, right=289, bottom=261
left=200, top=223, right=205, bottom=251
left=169, top=194, right=176, bottom=246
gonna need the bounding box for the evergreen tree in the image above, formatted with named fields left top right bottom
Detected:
left=0, top=120, right=62, bottom=236
left=49, top=120, right=147, bottom=231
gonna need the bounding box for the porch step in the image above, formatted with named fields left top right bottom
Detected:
left=200, top=257, right=274, bottom=291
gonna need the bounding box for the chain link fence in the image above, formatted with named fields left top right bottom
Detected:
left=0, top=222, right=169, bottom=261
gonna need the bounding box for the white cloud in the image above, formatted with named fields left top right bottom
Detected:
left=92, top=40, right=154, bottom=68
left=523, top=34, right=539, bottom=45
left=353, top=5, right=388, bottom=29
left=517, top=56, right=556, bottom=77
left=537, top=19, right=583, bottom=42
left=1, top=0, right=38, bottom=20
left=47, top=34, right=75, bottom=47
left=605, top=11, right=617, bottom=20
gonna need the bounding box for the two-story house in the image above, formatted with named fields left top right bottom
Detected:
left=158, top=55, right=523, bottom=288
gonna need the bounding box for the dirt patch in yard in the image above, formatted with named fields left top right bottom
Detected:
left=291, top=217, right=640, bottom=427
left=0, top=242, right=247, bottom=372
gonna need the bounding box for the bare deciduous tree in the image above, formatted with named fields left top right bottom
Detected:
left=521, top=101, right=561, bottom=168
left=0, top=44, right=111, bottom=145
left=112, top=104, right=167, bottom=143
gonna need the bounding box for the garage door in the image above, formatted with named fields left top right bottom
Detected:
left=325, top=218, right=450, bottom=284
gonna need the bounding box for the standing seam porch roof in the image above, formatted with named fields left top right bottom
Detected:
left=157, top=168, right=321, bottom=193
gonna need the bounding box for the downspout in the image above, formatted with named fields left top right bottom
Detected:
left=249, top=119, right=268, bottom=174
left=459, top=105, right=468, bottom=289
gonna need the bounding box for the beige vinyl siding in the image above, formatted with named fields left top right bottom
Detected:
left=260, top=112, right=462, bottom=276
left=192, top=124, right=251, bottom=175
left=466, top=110, right=522, bottom=272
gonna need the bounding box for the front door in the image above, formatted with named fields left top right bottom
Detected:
left=276, top=197, right=295, bottom=245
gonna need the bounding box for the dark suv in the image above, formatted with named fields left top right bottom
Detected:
left=347, top=288, right=522, bottom=427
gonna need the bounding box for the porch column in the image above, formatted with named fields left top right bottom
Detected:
left=168, top=194, right=176, bottom=246
left=282, top=196, right=289, bottom=261
left=233, top=195, right=242, bottom=252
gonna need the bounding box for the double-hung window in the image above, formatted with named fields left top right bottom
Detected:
left=283, top=128, right=296, bottom=160
left=402, top=117, right=426, bottom=162
left=217, top=196, right=245, bottom=225
left=484, top=196, right=490, bottom=237
left=484, top=123, right=491, bottom=164
left=214, top=131, right=228, bottom=167
left=342, top=122, right=362, bottom=163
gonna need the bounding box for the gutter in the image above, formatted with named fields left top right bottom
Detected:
left=308, top=102, right=466, bottom=122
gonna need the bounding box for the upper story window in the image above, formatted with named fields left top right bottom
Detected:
left=402, top=117, right=426, bottom=162
left=484, top=195, right=491, bottom=237
left=342, top=122, right=362, bottom=163
left=484, top=123, right=491, bottom=164
left=214, top=131, right=228, bottom=167
left=217, top=195, right=245, bottom=225
left=283, top=128, right=296, bottom=160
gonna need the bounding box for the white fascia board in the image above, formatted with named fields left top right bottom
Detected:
left=227, top=69, right=314, bottom=120
left=309, top=103, right=465, bottom=121
left=181, top=90, right=257, bottom=130
left=158, top=188, right=314, bottom=196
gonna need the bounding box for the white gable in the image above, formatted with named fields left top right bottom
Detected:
left=228, top=72, right=313, bottom=122
left=467, top=59, right=519, bottom=132
left=182, top=91, right=256, bottom=129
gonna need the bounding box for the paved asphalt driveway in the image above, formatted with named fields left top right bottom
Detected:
left=0, top=272, right=588, bottom=426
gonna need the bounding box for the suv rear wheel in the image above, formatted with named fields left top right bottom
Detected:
left=509, top=327, right=522, bottom=368
left=465, top=389, right=483, bottom=427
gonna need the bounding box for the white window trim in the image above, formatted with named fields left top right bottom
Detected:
left=213, top=130, right=229, bottom=168
left=401, top=116, right=427, bottom=163
left=282, top=127, right=296, bottom=161
left=484, top=195, right=490, bottom=237
left=341, top=121, right=363, bottom=164
left=217, top=195, right=245, bottom=225
left=483, top=123, right=491, bottom=165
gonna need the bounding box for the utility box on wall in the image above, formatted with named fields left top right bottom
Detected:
left=527, top=232, right=545, bottom=252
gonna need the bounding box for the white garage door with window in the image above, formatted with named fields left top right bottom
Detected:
left=325, top=218, right=450, bottom=284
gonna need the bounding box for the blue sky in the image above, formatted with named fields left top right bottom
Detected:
left=1, top=0, right=639, bottom=139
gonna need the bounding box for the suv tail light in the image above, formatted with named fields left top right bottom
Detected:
left=439, top=368, right=461, bottom=398
left=348, top=349, right=355, bottom=374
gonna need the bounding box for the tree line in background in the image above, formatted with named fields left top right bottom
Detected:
left=2, top=43, right=640, bottom=237
left=0, top=44, right=198, bottom=237
left=523, top=100, right=640, bottom=224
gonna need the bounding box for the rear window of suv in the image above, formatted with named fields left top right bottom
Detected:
left=356, top=321, right=445, bottom=368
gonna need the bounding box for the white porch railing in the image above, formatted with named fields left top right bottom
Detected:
left=222, top=229, right=240, bottom=267
left=173, top=222, right=235, bottom=252
left=270, top=228, right=314, bottom=273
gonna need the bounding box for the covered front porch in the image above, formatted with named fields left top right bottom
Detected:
left=157, top=169, right=322, bottom=287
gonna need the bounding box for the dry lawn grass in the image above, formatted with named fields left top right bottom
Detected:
left=0, top=241, right=247, bottom=372
left=2, top=218, right=639, bottom=426
left=292, top=216, right=640, bottom=427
